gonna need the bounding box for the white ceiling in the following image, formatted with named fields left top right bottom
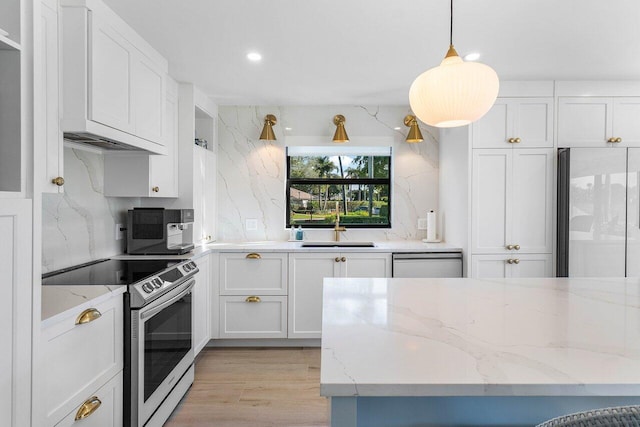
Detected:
left=103, top=0, right=640, bottom=106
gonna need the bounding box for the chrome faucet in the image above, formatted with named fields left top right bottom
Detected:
left=334, top=206, right=346, bottom=242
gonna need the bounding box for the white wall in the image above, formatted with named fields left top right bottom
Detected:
left=217, top=105, right=440, bottom=242
left=41, top=147, right=140, bottom=272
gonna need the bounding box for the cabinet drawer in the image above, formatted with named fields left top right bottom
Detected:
left=219, top=296, right=287, bottom=338
left=220, top=252, right=287, bottom=295
left=42, top=295, right=123, bottom=424
left=54, top=371, right=123, bottom=427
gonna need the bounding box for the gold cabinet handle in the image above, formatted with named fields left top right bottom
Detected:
left=506, top=244, right=514, bottom=250
left=152, top=186, right=159, bottom=192
left=52, top=177, right=65, bottom=186
left=335, top=257, right=340, bottom=262
left=514, top=244, right=520, bottom=250
left=246, top=253, right=261, bottom=259
left=75, top=396, right=102, bottom=420
left=507, top=259, right=514, bottom=264
left=245, top=296, right=261, bottom=303
left=513, top=258, right=520, bottom=264
left=75, top=308, right=102, bottom=325
left=341, top=257, right=346, bottom=262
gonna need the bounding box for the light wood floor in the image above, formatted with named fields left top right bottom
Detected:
left=165, top=347, right=329, bottom=427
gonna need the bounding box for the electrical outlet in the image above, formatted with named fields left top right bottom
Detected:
left=115, top=223, right=124, bottom=240
left=417, top=218, right=428, bottom=230
left=246, top=219, right=258, bottom=231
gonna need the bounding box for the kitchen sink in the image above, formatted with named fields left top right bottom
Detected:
left=300, top=241, right=376, bottom=247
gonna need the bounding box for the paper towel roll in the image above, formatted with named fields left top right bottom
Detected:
left=426, top=210, right=437, bottom=242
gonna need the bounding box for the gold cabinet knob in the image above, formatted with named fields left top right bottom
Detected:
left=507, top=259, right=514, bottom=264
left=75, top=396, right=102, bottom=420
left=615, top=137, right=622, bottom=143
left=513, top=258, right=520, bottom=264
left=152, top=186, right=159, bottom=192
left=506, top=244, right=514, bottom=250
left=341, top=257, right=346, bottom=262
left=508, top=137, right=521, bottom=144
left=245, top=296, right=261, bottom=303
left=52, top=176, right=65, bottom=186
left=246, top=253, right=261, bottom=259
left=335, top=257, right=340, bottom=262
left=514, top=244, right=520, bottom=250
left=75, top=308, right=102, bottom=325
left=607, top=137, right=615, bottom=143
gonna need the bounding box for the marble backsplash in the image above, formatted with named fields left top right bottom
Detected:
left=217, top=106, right=440, bottom=242
left=42, top=147, right=140, bottom=273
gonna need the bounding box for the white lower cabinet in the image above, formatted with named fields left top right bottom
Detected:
left=472, top=254, right=553, bottom=278
left=54, top=371, right=123, bottom=427
left=193, top=256, right=211, bottom=355
left=219, top=295, right=287, bottom=338
left=219, top=252, right=287, bottom=295
left=288, top=252, right=392, bottom=339
left=41, top=292, right=123, bottom=426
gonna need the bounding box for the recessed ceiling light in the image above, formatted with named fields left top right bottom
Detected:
left=285, top=127, right=292, bottom=131
left=247, top=52, right=262, bottom=62
left=463, top=52, right=481, bottom=61
left=394, top=127, right=402, bottom=130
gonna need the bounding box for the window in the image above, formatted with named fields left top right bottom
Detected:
left=286, top=147, right=391, bottom=228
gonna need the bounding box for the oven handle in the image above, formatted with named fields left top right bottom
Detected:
left=140, top=280, right=195, bottom=320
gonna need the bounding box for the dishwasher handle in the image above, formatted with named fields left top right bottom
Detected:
left=392, top=252, right=462, bottom=260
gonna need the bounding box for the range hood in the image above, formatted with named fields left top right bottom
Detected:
left=63, top=132, right=140, bottom=151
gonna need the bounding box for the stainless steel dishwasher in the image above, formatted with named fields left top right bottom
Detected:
left=392, top=252, right=463, bottom=278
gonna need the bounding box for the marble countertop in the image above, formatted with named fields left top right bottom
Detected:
left=41, top=284, right=126, bottom=327
left=113, top=240, right=462, bottom=260
left=320, top=277, right=640, bottom=397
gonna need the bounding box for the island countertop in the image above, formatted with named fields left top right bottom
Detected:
left=320, top=277, right=640, bottom=398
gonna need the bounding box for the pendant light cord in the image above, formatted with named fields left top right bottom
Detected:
left=449, top=0, right=453, bottom=46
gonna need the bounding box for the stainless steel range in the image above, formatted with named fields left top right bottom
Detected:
left=42, top=258, right=199, bottom=427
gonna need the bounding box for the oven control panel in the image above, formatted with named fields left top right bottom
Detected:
left=130, top=260, right=198, bottom=307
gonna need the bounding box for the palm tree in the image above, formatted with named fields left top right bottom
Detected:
left=314, top=156, right=336, bottom=211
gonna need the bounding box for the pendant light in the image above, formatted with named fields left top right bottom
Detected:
left=332, top=115, right=349, bottom=143
left=404, top=115, right=424, bottom=143
left=409, top=0, right=499, bottom=128
left=259, top=114, right=277, bottom=140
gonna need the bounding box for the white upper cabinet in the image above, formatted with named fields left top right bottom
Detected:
left=472, top=98, right=553, bottom=148
left=472, top=149, right=554, bottom=255
left=60, top=0, right=168, bottom=154
left=558, top=97, right=640, bottom=147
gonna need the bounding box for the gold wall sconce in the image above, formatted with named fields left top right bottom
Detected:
left=332, top=115, right=349, bottom=143
left=259, top=114, right=277, bottom=140
left=404, top=115, right=424, bottom=143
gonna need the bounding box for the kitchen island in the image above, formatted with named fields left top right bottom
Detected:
left=320, top=277, right=640, bottom=426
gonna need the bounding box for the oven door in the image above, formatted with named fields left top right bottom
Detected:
left=131, top=279, right=195, bottom=426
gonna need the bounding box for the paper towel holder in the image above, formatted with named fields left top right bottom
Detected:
left=423, top=209, right=441, bottom=243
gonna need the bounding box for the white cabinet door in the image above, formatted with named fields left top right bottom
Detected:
left=613, top=97, right=640, bottom=146
left=132, top=52, right=164, bottom=143
left=557, top=97, right=613, bottom=147
left=39, top=0, right=64, bottom=194
left=628, top=148, right=640, bottom=277
left=510, top=254, right=553, bottom=278
left=219, top=252, right=287, bottom=295
left=148, top=77, right=178, bottom=197
left=511, top=149, right=554, bottom=253
left=288, top=253, right=340, bottom=339
left=192, top=147, right=206, bottom=244
left=219, top=296, right=287, bottom=339
left=193, top=256, right=210, bottom=355
left=89, top=14, right=134, bottom=133
left=342, top=253, right=392, bottom=278
left=513, top=97, right=553, bottom=148
left=0, top=201, right=31, bottom=427
left=472, top=150, right=512, bottom=253
left=471, top=255, right=509, bottom=278
left=472, top=99, right=509, bottom=148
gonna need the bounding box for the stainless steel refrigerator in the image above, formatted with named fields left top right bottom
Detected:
left=557, top=148, right=639, bottom=277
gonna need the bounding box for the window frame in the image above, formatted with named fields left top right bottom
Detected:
left=285, top=153, right=392, bottom=229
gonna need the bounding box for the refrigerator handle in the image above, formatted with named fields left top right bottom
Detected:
left=557, top=148, right=570, bottom=277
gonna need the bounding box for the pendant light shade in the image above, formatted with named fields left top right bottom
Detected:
left=332, top=115, right=349, bottom=143
left=409, top=0, right=499, bottom=128
left=404, top=115, right=424, bottom=143
left=259, top=114, right=277, bottom=140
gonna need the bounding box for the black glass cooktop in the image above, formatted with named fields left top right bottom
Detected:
left=42, top=259, right=184, bottom=287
